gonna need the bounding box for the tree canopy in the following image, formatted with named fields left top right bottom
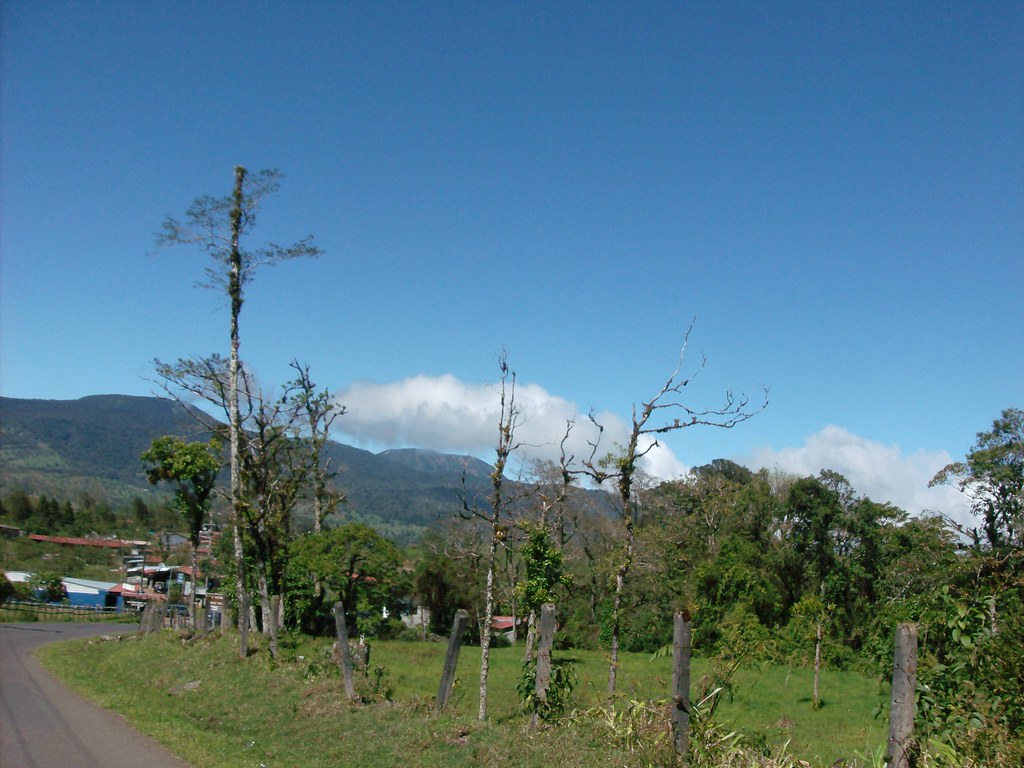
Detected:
left=931, top=407, right=1024, bottom=551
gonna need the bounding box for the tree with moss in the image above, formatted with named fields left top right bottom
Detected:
left=459, top=355, right=520, bottom=720
left=156, top=167, right=321, bottom=627
left=577, top=325, right=762, bottom=692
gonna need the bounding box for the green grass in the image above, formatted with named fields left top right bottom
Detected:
left=35, top=630, right=889, bottom=767
left=1, top=535, right=125, bottom=581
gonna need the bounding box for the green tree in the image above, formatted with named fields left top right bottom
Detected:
left=786, top=476, right=841, bottom=598
left=413, top=547, right=462, bottom=635
left=515, top=522, right=568, bottom=636
left=0, top=573, right=16, bottom=604
left=413, top=527, right=485, bottom=639
left=287, top=523, right=403, bottom=636
left=131, top=497, right=152, bottom=527
left=29, top=572, right=65, bottom=603
left=931, top=407, right=1023, bottom=551
left=141, top=435, right=222, bottom=623
left=6, top=490, right=34, bottom=523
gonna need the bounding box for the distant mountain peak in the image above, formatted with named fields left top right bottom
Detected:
left=378, top=447, right=493, bottom=479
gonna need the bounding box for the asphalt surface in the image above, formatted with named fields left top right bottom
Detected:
left=0, top=622, right=191, bottom=768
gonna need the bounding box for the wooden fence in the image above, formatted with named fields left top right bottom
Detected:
left=0, top=600, right=138, bottom=622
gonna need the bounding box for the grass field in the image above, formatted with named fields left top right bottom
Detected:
left=36, top=629, right=889, bottom=767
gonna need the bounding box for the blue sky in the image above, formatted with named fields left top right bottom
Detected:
left=2, top=1, right=1021, bottom=523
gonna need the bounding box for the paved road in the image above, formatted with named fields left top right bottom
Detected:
left=0, top=622, right=191, bottom=768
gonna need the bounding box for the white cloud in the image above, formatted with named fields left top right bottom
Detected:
left=333, top=374, right=690, bottom=481
left=333, top=377, right=972, bottom=527
left=744, top=425, right=972, bottom=526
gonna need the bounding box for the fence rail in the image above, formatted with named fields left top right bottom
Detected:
left=0, top=600, right=137, bottom=622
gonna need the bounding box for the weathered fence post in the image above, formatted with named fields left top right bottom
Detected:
left=887, top=622, right=918, bottom=768
left=220, top=604, right=230, bottom=636
left=671, top=611, right=691, bottom=763
left=268, top=595, right=281, bottom=660
left=435, top=609, right=468, bottom=713
left=531, top=603, right=557, bottom=726
left=239, top=592, right=250, bottom=659
left=333, top=601, right=356, bottom=700
left=138, top=602, right=153, bottom=635
left=812, top=618, right=823, bottom=710
left=196, top=605, right=208, bottom=635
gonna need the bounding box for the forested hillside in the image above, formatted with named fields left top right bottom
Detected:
left=0, top=395, right=497, bottom=542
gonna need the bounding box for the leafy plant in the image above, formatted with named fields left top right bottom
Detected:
left=518, top=656, right=577, bottom=721
left=916, top=586, right=1024, bottom=766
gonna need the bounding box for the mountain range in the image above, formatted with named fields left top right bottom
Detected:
left=0, top=395, right=500, bottom=544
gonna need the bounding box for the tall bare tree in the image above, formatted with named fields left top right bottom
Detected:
left=460, top=355, right=521, bottom=720
left=290, top=361, right=345, bottom=534
left=156, top=167, right=321, bottom=624
left=578, top=325, right=763, bottom=692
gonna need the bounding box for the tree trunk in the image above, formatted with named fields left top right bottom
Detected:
left=478, top=531, right=498, bottom=721
left=608, top=521, right=634, bottom=693
left=190, top=540, right=199, bottom=631
left=257, top=570, right=272, bottom=637
left=228, top=166, right=249, bottom=626
left=239, top=592, right=250, bottom=659
left=522, top=610, right=537, bottom=663
left=608, top=574, right=623, bottom=693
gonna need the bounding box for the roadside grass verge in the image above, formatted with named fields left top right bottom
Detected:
left=36, top=630, right=888, bottom=767
left=0, top=603, right=138, bottom=623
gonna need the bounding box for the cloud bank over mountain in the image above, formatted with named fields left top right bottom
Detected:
left=335, top=374, right=688, bottom=480
left=334, top=376, right=970, bottom=524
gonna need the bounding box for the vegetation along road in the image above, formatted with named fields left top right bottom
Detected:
left=0, top=622, right=190, bottom=768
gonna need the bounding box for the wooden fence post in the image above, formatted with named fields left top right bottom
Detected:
left=531, top=603, right=557, bottom=726
left=268, top=595, right=280, bottom=660
left=671, top=611, right=692, bottom=763
left=197, top=605, right=208, bottom=635
left=435, top=609, right=468, bottom=713
left=813, top=619, right=823, bottom=710
left=334, top=601, right=356, bottom=700
left=887, top=622, right=918, bottom=768
left=239, top=593, right=250, bottom=659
